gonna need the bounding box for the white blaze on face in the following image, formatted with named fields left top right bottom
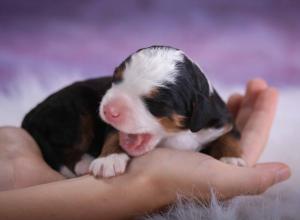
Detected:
left=99, top=47, right=185, bottom=156
left=101, top=47, right=185, bottom=131
left=120, top=47, right=184, bottom=95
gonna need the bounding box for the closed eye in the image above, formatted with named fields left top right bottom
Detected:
left=143, top=97, right=172, bottom=117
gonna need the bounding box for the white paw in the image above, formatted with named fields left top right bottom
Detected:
left=220, top=157, right=247, bottom=167
left=74, top=154, right=95, bottom=176
left=89, top=153, right=130, bottom=178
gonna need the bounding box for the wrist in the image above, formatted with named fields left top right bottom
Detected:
left=120, top=172, right=172, bottom=216
left=140, top=171, right=177, bottom=206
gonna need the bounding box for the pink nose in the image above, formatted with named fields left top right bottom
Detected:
left=103, top=104, right=122, bottom=123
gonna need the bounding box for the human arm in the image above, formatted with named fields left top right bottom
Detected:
left=0, top=79, right=290, bottom=220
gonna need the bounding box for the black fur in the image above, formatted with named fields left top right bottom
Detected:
left=22, top=46, right=237, bottom=174
left=22, top=77, right=113, bottom=171
left=143, top=54, right=233, bottom=132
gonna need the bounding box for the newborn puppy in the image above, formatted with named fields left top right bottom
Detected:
left=22, top=45, right=246, bottom=178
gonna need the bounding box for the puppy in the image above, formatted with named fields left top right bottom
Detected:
left=22, top=45, right=246, bottom=178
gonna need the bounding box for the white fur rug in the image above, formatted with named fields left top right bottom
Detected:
left=0, top=75, right=299, bottom=220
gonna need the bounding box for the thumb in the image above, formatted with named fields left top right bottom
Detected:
left=216, top=162, right=291, bottom=199
left=250, top=163, right=291, bottom=193
left=240, top=163, right=291, bottom=194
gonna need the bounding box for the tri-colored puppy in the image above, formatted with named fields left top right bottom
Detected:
left=22, top=46, right=246, bottom=178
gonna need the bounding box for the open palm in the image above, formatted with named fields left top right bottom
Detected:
left=128, top=79, right=290, bottom=202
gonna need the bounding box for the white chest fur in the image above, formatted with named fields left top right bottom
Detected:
left=159, top=126, right=229, bottom=152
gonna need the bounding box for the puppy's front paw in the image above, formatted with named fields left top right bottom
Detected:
left=89, top=153, right=130, bottom=178
left=220, top=157, right=247, bottom=167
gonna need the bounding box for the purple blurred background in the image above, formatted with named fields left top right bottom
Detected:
left=0, top=0, right=299, bottom=90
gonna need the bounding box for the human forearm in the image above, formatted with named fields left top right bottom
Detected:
left=0, top=173, right=168, bottom=220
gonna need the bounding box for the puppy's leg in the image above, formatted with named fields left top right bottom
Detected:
left=206, top=127, right=247, bottom=167
left=89, top=132, right=130, bottom=178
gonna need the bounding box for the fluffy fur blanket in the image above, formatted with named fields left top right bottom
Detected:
left=1, top=75, right=299, bottom=220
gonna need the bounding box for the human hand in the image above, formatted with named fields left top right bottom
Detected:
left=0, top=80, right=290, bottom=220
left=127, top=79, right=290, bottom=203
left=227, top=79, right=279, bottom=166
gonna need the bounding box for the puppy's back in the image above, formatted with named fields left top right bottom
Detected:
left=22, top=76, right=112, bottom=171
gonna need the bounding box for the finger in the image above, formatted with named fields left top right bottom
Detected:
left=241, top=88, right=279, bottom=166
left=244, top=79, right=268, bottom=108
left=212, top=162, right=290, bottom=200
left=244, top=163, right=290, bottom=194
left=236, top=79, right=268, bottom=131
left=227, top=93, right=244, bottom=118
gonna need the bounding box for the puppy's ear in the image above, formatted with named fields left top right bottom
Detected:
left=177, top=56, right=231, bottom=132
left=189, top=92, right=231, bottom=132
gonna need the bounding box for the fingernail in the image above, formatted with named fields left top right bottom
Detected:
left=276, top=167, right=291, bottom=183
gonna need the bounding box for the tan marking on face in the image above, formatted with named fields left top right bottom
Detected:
left=113, top=65, right=125, bottom=82
left=158, top=113, right=186, bottom=132
left=148, top=87, right=159, bottom=98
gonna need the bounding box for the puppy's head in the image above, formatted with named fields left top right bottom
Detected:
left=100, top=46, right=231, bottom=156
